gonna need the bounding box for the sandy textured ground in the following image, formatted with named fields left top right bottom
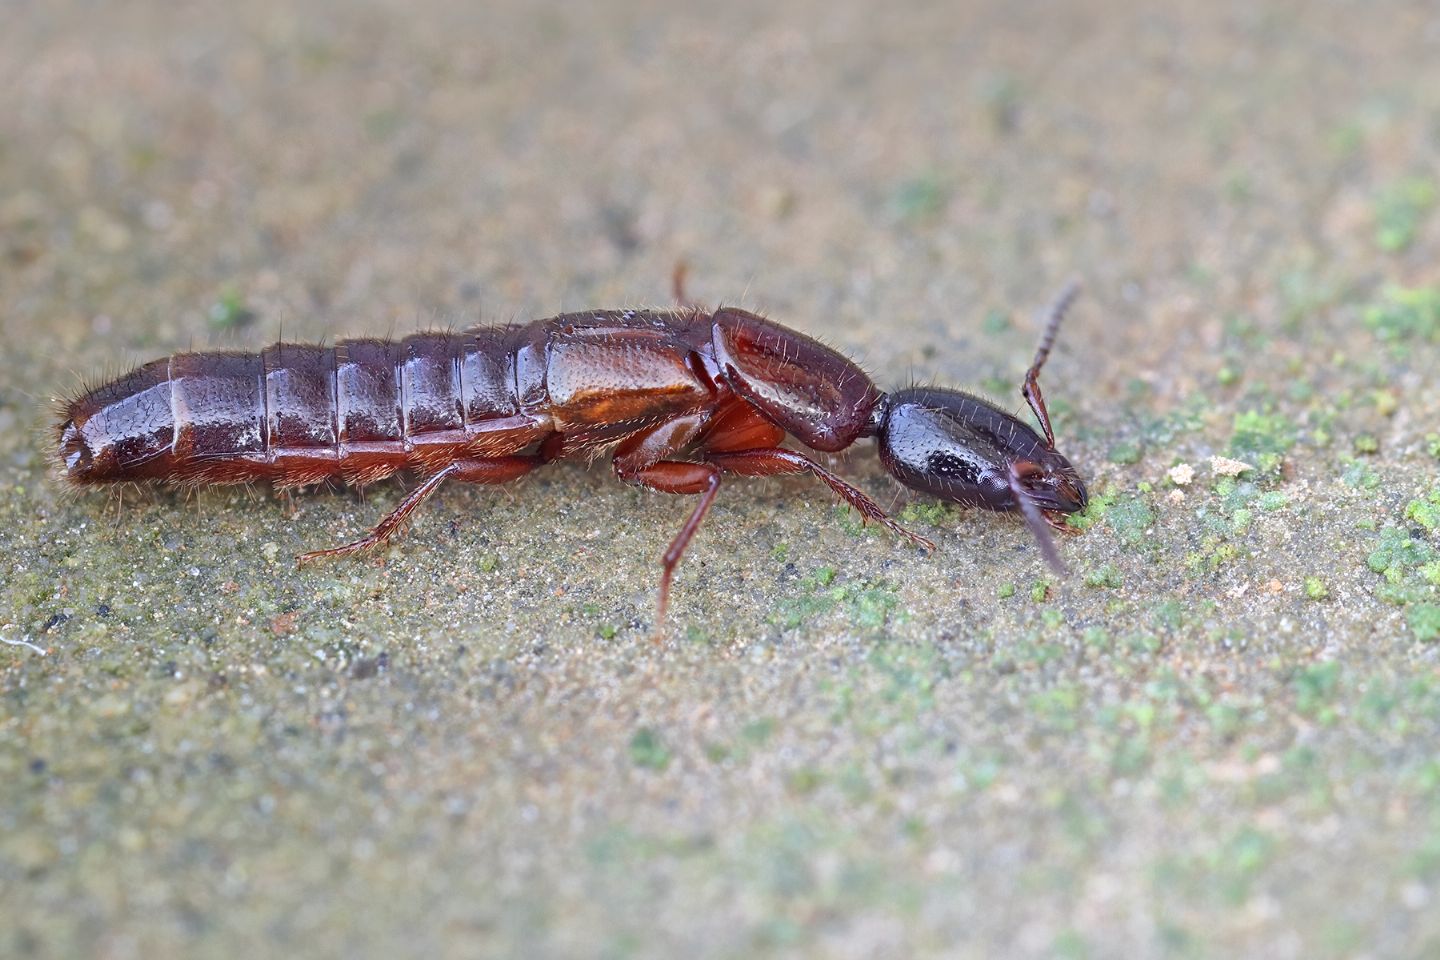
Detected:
left=3, top=1, right=1440, bottom=957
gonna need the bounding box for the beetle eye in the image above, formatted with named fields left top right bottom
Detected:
left=924, top=451, right=980, bottom=485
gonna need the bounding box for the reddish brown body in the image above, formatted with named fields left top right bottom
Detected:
left=58, top=308, right=882, bottom=491
left=58, top=289, right=1089, bottom=625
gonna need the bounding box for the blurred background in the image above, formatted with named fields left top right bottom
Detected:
left=3, top=1, right=1439, bottom=957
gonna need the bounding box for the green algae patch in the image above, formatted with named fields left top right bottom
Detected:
left=1137, top=392, right=1210, bottom=446
left=1364, top=286, right=1440, bottom=343
left=629, top=728, right=672, bottom=772
left=1228, top=411, right=1296, bottom=474
left=1256, top=491, right=1289, bottom=511
left=1168, top=826, right=1278, bottom=907
left=893, top=175, right=950, bottom=223
left=1365, top=526, right=1440, bottom=626
left=1185, top=537, right=1241, bottom=577
left=1106, top=439, right=1144, bottom=465
left=1207, top=478, right=1288, bottom=544
left=1409, top=604, right=1440, bottom=643
left=1367, top=527, right=1436, bottom=586
left=1293, top=661, right=1342, bottom=722
left=847, top=583, right=903, bottom=628
left=207, top=287, right=257, bottom=330
left=1084, top=564, right=1123, bottom=589
left=1404, top=488, right=1440, bottom=534
left=774, top=567, right=903, bottom=631
left=832, top=504, right=881, bottom=539
left=1066, top=485, right=1117, bottom=532
left=1373, top=178, right=1436, bottom=253
left=1107, top=494, right=1156, bottom=547
left=1029, top=683, right=1084, bottom=732
left=898, top=500, right=952, bottom=527
left=1064, top=483, right=1153, bottom=548
left=1339, top=456, right=1380, bottom=490
left=981, top=308, right=1011, bottom=335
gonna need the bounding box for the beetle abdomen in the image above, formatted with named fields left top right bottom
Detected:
left=56, top=328, right=540, bottom=488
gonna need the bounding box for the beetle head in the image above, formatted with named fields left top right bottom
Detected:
left=878, top=388, right=1086, bottom=510
left=876, top=387, right=1086, bottom=570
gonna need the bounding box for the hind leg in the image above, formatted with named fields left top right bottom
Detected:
left=297, top=456, right=542, bottom=564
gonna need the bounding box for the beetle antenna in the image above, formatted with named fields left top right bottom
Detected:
left=1008, top=463, right=1067, bottom=575
left=1022, top=278, right=1081, bottom=449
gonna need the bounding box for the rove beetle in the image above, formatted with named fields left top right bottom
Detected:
left=57, top=274, right=1088, bottom=625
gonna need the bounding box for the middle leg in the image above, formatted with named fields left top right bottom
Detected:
left=612, top=412, right=724, bottom=628
left=619, top=458, right=722, bottom=627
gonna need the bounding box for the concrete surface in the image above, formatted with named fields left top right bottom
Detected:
left=3, top=0, right=1440, bottom=957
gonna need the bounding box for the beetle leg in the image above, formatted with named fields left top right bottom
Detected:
left=612, top=413, right=727, bottom=630
left=617, top=458, right=723, bottom=632
left=296, top=455, right=542, bottom=564
left=1044, top=510, right=1080, bottom=534
left=698, top=396, right=786, bottom=453
left=705, top=447, right=935, bottom=552
left=1021, top=279, right=1081, bottom=450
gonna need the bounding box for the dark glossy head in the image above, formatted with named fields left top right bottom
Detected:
left=876, top=387, right=1087, bottom=514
